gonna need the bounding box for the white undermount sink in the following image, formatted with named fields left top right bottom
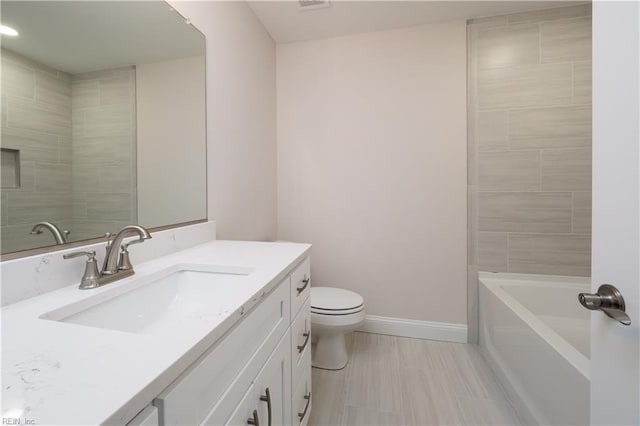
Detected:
left=40, top=264, right=254, bottom=335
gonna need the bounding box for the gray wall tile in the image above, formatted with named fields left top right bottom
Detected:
left=469, top=6, right=592, bottom=277
left=35, top=162, right=72, bottom=192
left=1, top=95, right=7, bottom=127
left=86, top=193, right=133, bottom=221
left=1, top=128, right=59, bottom=163
left=478, top=150, right=539, bottom=191
left=2, top=58, right=35, bottom=99
left=2, top=160, right=35, bottom=195
left=468, top=186, right=478, bottom=266
left=572, top=192, right=591, bottom=234
left=59, top=137, right=72, bottom=165
left=78, top=105, right=132, bottom=138
left=541, top=17, right=592, bottom=63
left=73, top=69, right=116, bottom=81
left=479, top=192, right=572, bottom=233
left=35, top=70, right=71, bottom=108
left=1, top=50, right=74, bottom=253
left=68, top=219, right=117, bottom=242
left=477, top=24, right=539, bottom=70
left=541, top=148, right=591, bottom=191
left=478, top=63, right=572, bottom=110
left=99, top=70, right=134, bottom=106
left=70, top=67, right=136, bottom=230
left=478, top=232, right=508, bottom=271
left=467, top=15, right=509, bottom=29
left=98, top=165, right=132, bottom=193
left=6, top=192, right=72, bottom=225
left=7, top=96, right=71, bottom=137
left=509, top=233, right=591, bottom=276
left=1, top=223, right=60, bottom=252
left=71, top=79, right=100, bottom=108
left=71, top=163, right=100, bottom=193
left=508, top=4, right=591, bottom=25
left=509, top=106, right=591, bottom=149
left=477, top=111, right=508, bottom=151
left=573, top=62, right=592, bottom=105
left=72, top=194, right=87, bottom=221
left=0, top=193, right=6, bottom=226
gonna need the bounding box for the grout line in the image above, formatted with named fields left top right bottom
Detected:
left=571, top=191, right=575, bottom=233
left=538, top=23, right=542, bottom=64
left=538, top=150, right=542, bottom=191
left=506, top=232, right=510, bottom=272
left=571, top=60, right=575, bottom=104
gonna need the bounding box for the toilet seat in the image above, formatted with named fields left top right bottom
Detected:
left=311, top=305, right=364, bottom=315
left=311, top=287, right=364, bottom=315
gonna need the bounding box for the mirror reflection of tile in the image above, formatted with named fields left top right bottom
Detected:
left=0, top=1, right=207, bottom=255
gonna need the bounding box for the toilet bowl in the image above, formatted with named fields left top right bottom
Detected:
left=310, top=286, right=365, bottom=370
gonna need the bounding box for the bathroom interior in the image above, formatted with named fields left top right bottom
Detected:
left=0, top=0, right=638, bottom=425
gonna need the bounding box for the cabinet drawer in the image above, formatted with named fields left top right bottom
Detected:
left=155, top=280, right=290, bottom=425
left=292, top=353, right=312, bottom=426
left=290, top=257, right=311, bottom=318
left=224, top=330, right=291, bottom=426
left=291, top=297, right=311, bottom=384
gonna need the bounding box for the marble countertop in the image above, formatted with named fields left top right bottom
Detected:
left=1, top=240, right=311, bottom=425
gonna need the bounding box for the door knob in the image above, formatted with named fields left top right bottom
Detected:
left=579, top=284, right=631, bottom=326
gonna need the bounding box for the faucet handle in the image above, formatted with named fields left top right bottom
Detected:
left=118, top=238, right=145, bottom=271
left=63, top=250, right=96, bottom=260
left=63, top=250, right=100, bottom=290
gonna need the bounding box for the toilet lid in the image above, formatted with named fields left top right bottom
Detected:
left=311, top=287, right=364, bottom=311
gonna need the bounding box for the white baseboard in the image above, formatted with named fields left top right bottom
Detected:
left=357, top=315, right=468, bottom=343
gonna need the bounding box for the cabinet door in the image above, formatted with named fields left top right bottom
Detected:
left=292, top=350, right=312, bottom=426
left=226, top=331, right=291, bottom=426
left=255, top=330, right=292, bottom=426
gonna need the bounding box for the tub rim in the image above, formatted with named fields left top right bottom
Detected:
left=479, top=271, right=591, bottom=380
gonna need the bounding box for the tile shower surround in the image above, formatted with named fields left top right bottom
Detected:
left=468, top=4, right=592, bottom=277
left=466, top=4, right=592, bottom=342
left=0, top=48, right=136, bottom=252
left=70, top=67, right=137, bottom=241
left=1, top=49, right=73, bottom=253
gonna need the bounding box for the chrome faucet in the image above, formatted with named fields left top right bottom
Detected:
left=63, top=225, right=151, bottom=290
left=30, top=221, right=70, bottom=245
left=102, top=225, right=152, bottom=275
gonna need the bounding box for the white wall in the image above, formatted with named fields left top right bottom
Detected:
left=168, top=1, right=277, bottom=241
left=277, top=23, right=468, bottom=324
left=136, top=55, right=207, bottom=229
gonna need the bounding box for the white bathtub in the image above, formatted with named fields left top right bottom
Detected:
left=479, top=272, right=590, bottom=425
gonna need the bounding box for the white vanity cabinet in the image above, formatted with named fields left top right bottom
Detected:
left=289, top=261, right=312, bottom=426
left=150, top=256, right=312, bottom=426
left=226, top=330, right=291, bottom=426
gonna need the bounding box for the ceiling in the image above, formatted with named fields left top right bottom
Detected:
left=1, top=1, right=204, bottom=75
left=248, top=1, right=585, bottom=44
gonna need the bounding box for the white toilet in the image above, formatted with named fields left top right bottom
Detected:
left=310, top=286, right=365, bottom=370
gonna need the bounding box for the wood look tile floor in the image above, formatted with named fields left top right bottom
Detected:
left=308, top=332, right=524, bottom=426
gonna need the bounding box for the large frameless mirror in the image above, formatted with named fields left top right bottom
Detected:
left=0, top=1, right=207, bottom=256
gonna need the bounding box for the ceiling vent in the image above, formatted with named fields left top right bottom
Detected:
left=298, top=0, right=331, bottom=11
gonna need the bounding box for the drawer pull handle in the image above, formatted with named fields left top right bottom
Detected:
left=247, top=409, right=259, bottom=426
left=298, top=392, right=311, bottom=423
left=260, top=387, right=272, bottom=426
left=297, top=275, right=310, bottom=295
left=297, top=331, right=310, bottom=353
